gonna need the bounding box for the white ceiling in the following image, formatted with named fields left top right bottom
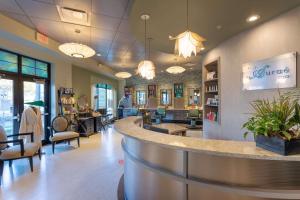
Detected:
left=0, top=0, right=299, bottom=76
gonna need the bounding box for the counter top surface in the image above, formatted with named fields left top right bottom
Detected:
left=115, top=116, right=300, bottom=161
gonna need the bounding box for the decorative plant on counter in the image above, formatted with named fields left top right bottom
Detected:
left=243, top=91, right=300, bottom=155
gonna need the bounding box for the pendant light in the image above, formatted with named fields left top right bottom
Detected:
left=137, top=14, right=155, bottom=80
left=166, top=58, right=186, bottom=74
left=59, top=29, right=95, bottom=59
left=169, top=0, right=205, bottom=59
left=115, top=72, right=132, bottom=79
left=58, top=0, right=95, bottom=59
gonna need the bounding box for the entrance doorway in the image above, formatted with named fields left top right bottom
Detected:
left=0, top=49, right=50, bottom=143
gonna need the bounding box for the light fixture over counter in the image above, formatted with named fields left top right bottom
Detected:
left=137, top=14, right=156, bottom=80
left=169, top=0, right=205, bottom=59
left=137, top=60, right=155, bottom=80
left=115, top=72, right=132, bottom=79
left=166, top=66, right=186, bottom=74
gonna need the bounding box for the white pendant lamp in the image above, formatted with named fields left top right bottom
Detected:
left=137, top=14, right=155, bottom=80
left=59, top=29, right=95, bottom=58
left=59, top=43, right=95, bottom=58
left=166, top=66, right=186, bottom=74
left=169, top=0, right=205, bottom=59
left=115, top=72, right=132, bottom=79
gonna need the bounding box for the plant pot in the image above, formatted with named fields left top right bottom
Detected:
left=255, top=135, right=300, bottom=155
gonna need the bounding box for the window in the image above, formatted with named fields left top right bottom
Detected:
left=0, top=50, right=18, bottom=73
left=136, top=90, right=146, bottom=105
left=95, top=83, right=116, bottom=116
left=22, top=57, right=48, bottom=78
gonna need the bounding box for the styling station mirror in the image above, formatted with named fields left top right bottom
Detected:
left=188, top=88, right=201, bottom=106
left=136, top=90, right=147, bottom=106
left=160, top=89, right=172, bottom=106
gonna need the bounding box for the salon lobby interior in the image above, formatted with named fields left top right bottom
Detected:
left=0, top=0, right=300, bottom=200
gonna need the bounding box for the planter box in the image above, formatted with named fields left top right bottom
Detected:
left=255, top=135, right=300, bottom=155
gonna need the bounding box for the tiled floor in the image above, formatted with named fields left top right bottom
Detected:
left=0, top=126, right=124, bottom=200
left=0, top=125, right=202, bottom=200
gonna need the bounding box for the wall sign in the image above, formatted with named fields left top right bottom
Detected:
left=36, top=32, right=49, bottom=44
left=242, top=52, right=297, bottom=91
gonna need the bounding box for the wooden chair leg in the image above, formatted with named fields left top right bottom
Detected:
left=0, top=160, right=4, bottom=185
left=52, top=142, right=55, bottom=154
left=8, top=160, right=13, bottom=167
left=38, top=149, right=41, bottom=160
left=77, top=137, right=80, bottom=147
left=28, top=157, right=33, bottom=172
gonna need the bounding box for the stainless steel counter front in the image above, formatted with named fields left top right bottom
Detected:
left=115, top=117, right=300, bottom=200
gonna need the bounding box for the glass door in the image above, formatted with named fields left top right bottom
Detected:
left=0, top=75, right=19, bottom=135
left=22, top=78, right=50, bottom=142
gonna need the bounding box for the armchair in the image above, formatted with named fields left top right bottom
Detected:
left=48, top=115, right=80, bottom=154
left=0, top=126, right=41, bottom=185
left=155, top=107, right=166, bottom=124
left=187, top=109, right=202, bottom=129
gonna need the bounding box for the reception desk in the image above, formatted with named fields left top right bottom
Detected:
left=115, top=117, right=300, bottom=200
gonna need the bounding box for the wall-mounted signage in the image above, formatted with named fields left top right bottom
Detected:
left=242, top=52, right=297, bottom=91
left=36, top=32, right=49, bottom=44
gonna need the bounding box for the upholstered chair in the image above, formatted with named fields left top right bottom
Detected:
left=187, top=109, right=202, bottom=128
left=0, top=125, right=41, bottom=185
left=49, top=116, right=80, bottom=154
left=155, top=107, right=166, bottom=124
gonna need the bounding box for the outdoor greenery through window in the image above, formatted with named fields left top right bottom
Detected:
left=136, top=90, right=146, bottom=105
left=95, top=83, right=115, bottom=115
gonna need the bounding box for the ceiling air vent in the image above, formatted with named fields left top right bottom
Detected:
left=56, top=6, right=91, bottom=26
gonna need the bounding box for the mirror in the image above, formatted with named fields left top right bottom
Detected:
left=160, top=89, right=172, bottom=106
left=188, top=88, right=201, bottom=106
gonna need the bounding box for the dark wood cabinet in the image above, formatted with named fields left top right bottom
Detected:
left=94, top=116, right=102, bottom=133
left=78, top=117, right=95, bottom=137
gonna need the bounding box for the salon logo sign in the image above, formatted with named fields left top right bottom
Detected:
left=242, top=52, right=297, bottom=91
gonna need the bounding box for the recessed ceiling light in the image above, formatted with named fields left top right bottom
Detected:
left=247, top=14, right=260, bottom=22
left=200, top=47, right=205, bottom=51
left=96, top=53, right=101, bottom=56
left=190, top=67, right=193, bottom=70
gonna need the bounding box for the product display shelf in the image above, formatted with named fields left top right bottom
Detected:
left=203, top=59, right=220, bottom=123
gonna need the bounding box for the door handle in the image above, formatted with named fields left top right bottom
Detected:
left=12, top=113, right=20, bottom=122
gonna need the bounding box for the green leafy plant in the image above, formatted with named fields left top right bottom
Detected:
left=243, top=91, right=300, bottom=140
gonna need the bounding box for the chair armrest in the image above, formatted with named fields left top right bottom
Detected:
left=7, top=132, right=34, bottom=142
left=0, top=139, right=25, bottom=156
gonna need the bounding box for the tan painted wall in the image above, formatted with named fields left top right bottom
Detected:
left=202, top=7, right=300, bottom=141
left=0, top=13, right=120, bottom=118
left=72, top=65, right=119, bottom=108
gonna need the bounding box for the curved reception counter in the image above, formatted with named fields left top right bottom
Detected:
left=115, top=117, right=300, bottom=200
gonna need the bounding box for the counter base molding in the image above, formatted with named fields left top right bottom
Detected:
left=115, top=117, right=300, bottom=200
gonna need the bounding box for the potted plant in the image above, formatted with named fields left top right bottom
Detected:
left=243, top=91, right=300, bottom=155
